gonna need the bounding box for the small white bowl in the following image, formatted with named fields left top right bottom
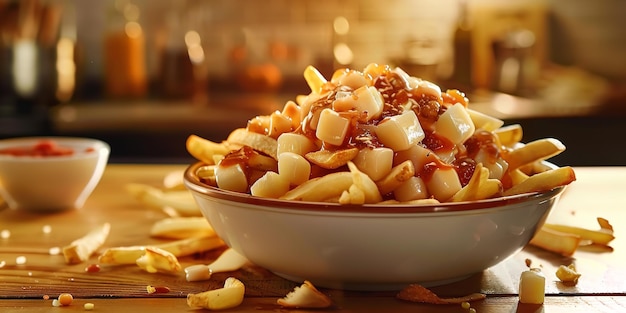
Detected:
left=184, top=161, right=566, bottom=291
left=0, top=137, right=110, bottom=212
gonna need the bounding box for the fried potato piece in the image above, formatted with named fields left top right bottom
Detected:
left=280, top=172, right=353, bottom=202
left=305, top=147, right=359, bottom=169
left=542, top=222, right=614, bottom=246
left=556, top=264, right=581, bottom=285
left=493, top=124, right=523, bottom=146
left=98, top=236, right=225, bottom=265
left=63, top=223, right=111, bottom=264
left=281, top=162, right=382, bottom=203
left=529, top=227, right=581, bottom=257
left=136, top=246, right=182, bottom=274
left=187, top=277, right=245, bottom=310
left=227, top=128, right=278, bottom=160
left=397, top=284, right=486, bottom=304
left=277, top=280, right=332, bottom=309
left=340, top=162, right=383, bottom=204
left=185, top=248, right=249, bottom=282
left=503, top=166, right=576, bottom=196
left=150, top=217, right=215, bottom=239
left=126, top=183, right=201, bottom=216
left=186, top=135, right=231, bottom=165
left=504, top=138, right=566, bottom=170
left=375, top=160, right=415, bottom=195
left=163, top=170, right=187, bottom=191
left=449, top=163, right=502, bottom=202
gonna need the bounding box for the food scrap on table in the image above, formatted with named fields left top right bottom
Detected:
left=556, top=263, right=581, bottom=285
left=62, top=223, right=111, bottom=264
left=187, top=277, right=245, bottom=310
left=277, top=280, right=333, bottom=309
left=396, top=284, right=486, bottom=305
left=518, top=268, right=545, bottom=304
left=185, top=248, right=248, bottom=282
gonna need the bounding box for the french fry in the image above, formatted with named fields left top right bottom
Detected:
left=150, top=217, right=216, bottom=239
left=375, top=160, right=415, bottom=195
left=541, top=223, right=615, bottom=246
left=280, top=172, right=354, bottom=202
left=277, top=280, right=333, bottom=309
left=136, top=246, right=182, bottom=274
left=503, top=166, right=576, bottom=196
left=126, top=183, right=201, bottom=216
left=597, top=217, right=614, bottom=232
left=529, top=227, right=581, bottom=257
left=504, top=138, right=566, bottom=170
left=185, top=248, right=249, bottom=282
left=98, top=236, right=225, bottom=265
left=157, top=236, right=225, bottom=257
left=346, top=161, right=382, bottom=204
left=507, top=168, right=530, bottom=186
left=303, top=65, right=327, bottom=94
left=227, top=128, right=278, bottom=160
left=163, top=170, right=187, bottom=191
left=187, top=277, right=245, bottom=310
left=63, top=223, right=111, bottom=264
left=449, top=164, right=502, bottom=202
left=305, top=147, right=359, bottom=169
left=186, top=134, right=230, bottom=165
left=493, top=124, right=523, bottom=146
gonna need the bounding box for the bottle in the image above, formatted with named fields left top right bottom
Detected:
left=103, top=0, right=147, bottom=99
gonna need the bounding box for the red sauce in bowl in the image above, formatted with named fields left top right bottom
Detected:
left=0, top=140, right=94, bottom=157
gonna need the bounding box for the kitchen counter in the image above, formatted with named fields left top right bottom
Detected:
left=0, top=164, right=625, bottom=312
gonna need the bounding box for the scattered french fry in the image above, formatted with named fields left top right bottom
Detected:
left=163, top=170, right=187, bottom=191
left=63, top=223, right=111, bottom=264
left=150, top=217, right=216, bottom=239
left=277, top=280, right=333, bottom=309
left=184, top=248, right=249, bottom=282
left=542, top=223, right=615, bottom=246
left=529, top=227, right=581, bottom=257
left=136, top=246, right=182, bottom=274
left=126, top=183, right=201, bottom=216
left=187, top=277, right=245, bottom=310
left=98, top=236, right=225, bottom=265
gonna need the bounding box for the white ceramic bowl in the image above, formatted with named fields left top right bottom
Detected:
left=184, top=162, right=565, bottom=291
left=0, top=137, right=110, bottom=212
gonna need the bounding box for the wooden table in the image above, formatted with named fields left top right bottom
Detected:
left=1, top=164, right=625, bottom=312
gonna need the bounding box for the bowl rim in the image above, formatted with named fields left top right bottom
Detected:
left=184, top=161, right=566, bottom=214
left=0, top=136, right=110, bottom=161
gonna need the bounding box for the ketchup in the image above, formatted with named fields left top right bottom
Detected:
left=0, top=140, right=84, bottom=157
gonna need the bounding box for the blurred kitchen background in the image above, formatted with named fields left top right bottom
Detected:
left=1, top=0, right=625, bottom=165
